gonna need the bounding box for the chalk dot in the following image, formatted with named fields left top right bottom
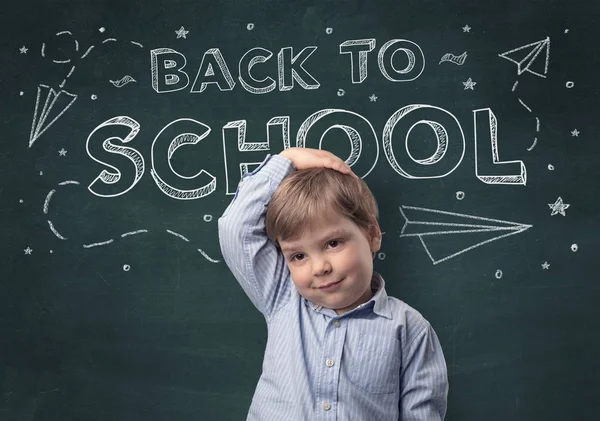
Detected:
left=325, top=27, right=333, bottom=34
left=564, top=29, right=570, bottom=34
left=566, top=81, right=575, bottom=89
left=19, top=199, right=23, bottom=203
left=20, top=91, right=24, bottom=96
left=203, top=214, right=213, bottom=222
left=91, top=94, right=98, bottom=100
left=548, top=164, right=555, bottom=171
left=123, top=264, right=131, bottom=271
left=571, top=243, right=578, bottom=252
left=456, top=191, right=465, bottom=200
left=50, top=250, right=53, bottom=254
left=39, top=171, right=43, bottom=176
left=337, top=88, right=345, bottom=97
left=99, top=27, right=106, bottom=33
left=247, top=23, right=255, bottom=31
left=495, top=269, right=503, bottom=279
left=377, top=252, right=386, bottom=260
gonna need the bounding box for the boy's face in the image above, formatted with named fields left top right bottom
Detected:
left=278, top=210, right=382, bottom=315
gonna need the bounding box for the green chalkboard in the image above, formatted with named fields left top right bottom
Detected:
left=1, top=0, right=599, bottom=420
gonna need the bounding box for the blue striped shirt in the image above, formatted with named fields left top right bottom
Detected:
left=218, top=154, right=448, bottom=421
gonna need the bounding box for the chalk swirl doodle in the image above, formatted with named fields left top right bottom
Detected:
left=439, top=51, right=467, bottom=66
left=109, top=75, right=137, bottom=88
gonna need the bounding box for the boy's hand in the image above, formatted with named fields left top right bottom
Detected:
left=279, top=147, right=358, bottom=178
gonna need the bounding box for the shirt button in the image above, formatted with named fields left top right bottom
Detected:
left=333, top=320, right=341, bottom=328
left=322, top=401, right=331, bottom=411
left=325, top=358, right=335, bottom=367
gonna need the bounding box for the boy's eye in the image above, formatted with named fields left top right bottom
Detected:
left=292, top=253, right=305, bottom=261
left=328, top=239, right=342, bottom=248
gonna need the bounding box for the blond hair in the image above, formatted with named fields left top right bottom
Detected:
left=265, top=168, right=379, bottom=246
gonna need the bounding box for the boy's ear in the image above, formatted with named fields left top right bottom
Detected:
left=368, top=218, right=382, bottom=253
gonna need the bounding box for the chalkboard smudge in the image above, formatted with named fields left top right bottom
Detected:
left=198, top=249, right=220, bottom=263
left=439, top=51, right=467, bottom=66
left=110, top=75, right=137, bottom=88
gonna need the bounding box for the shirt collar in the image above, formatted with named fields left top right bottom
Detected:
left=304, top=272, right=392, bottom=319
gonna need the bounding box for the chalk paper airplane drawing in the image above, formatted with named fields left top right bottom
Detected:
left=399, top=205, right=532, bottom=264
left=498, top=37, right=550, bottom=78
left=29, top=84, right=77, bottom=147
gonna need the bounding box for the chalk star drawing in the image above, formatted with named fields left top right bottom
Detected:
left=571, top=129, right=580, bottom=137
left=463, top=77, right=476, bottom=90
left=548, top=197, right=570, bottom=216
left=58, top=148, right=67, bottom=156
left=542, top=261, right=550, bottom=269
left=399, top=205, right=532, bottom=265
left=498, top=37, right=550, bottom=78
left=175, top=26, right=189, bottom=39
left=19, top=46, right=28, bottom=54
left=369, top=94, right=378, bottom=102
left=24, top=247, right=33, bottom=255
left=462, top=25, right=471, bottom=33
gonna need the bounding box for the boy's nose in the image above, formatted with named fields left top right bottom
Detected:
left=312, top=258, right=332, bottom=276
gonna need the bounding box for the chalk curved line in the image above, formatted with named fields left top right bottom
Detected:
left=536, top=117, right=540, bottom=132
left=198, top=248, right=221, bottom=263
left=80, top=45, right=95, bottom=59
left=75, top=40, right=79, bottom=52
left=58, top=180, right=80, bottom=186
left=102, top=38, right=117, bottom=43
left=83, top=239, right=113, bottom=248
left=518, top=98, right=532, bottom=113
left=41, top=43, right=46, bottom=57
left=56, top=30, right=72, bottom=36
left=47, top=220, right=68, bottom=240
left=527, top=137, right=538, bottom=151
left=166, top=229, right=189, bottom=242
left=44, top=189, right=56, bottom=214
left=53, top=59, right=71, bottom=64
left=512, top=81, right=519, bottom=92
left=130, top=41, right=144, bottom=48
left=121, top=229, right=148, bottom=237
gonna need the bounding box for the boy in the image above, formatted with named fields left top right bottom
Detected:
left=218, top=147, right=448, bottom=420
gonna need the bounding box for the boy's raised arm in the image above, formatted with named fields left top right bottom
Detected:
left=218, top=154, right=295, bottom=319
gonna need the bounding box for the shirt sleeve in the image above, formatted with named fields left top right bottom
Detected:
left=218, top=154, right=296, bottom=320
left=399, top=322, right=449, bottom=421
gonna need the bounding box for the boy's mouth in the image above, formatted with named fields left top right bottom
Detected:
left=318, top=277, right=345, bottom=290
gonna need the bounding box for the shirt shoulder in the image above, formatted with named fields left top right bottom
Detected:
left=385, top=296, right=432, bottom=349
